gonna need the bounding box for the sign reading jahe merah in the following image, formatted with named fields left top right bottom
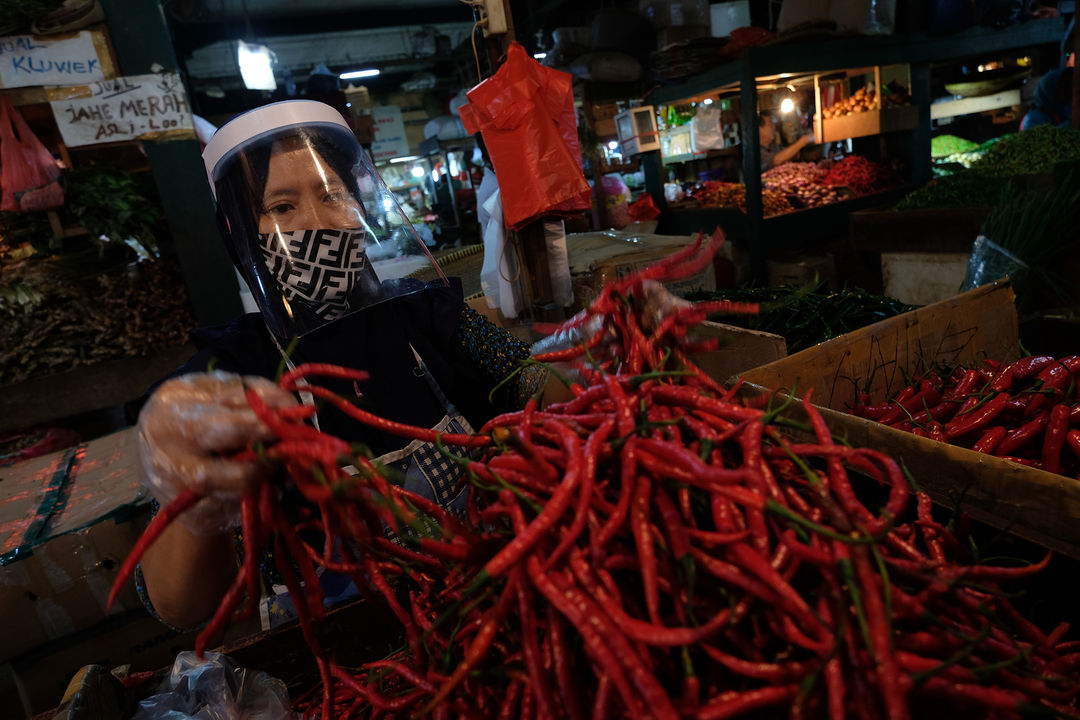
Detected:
left=49, top=73, right=194, bottom=147
left=0, top=32, right=105, bottom=88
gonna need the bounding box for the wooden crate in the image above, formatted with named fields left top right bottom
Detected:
left=812, top=65, right=917, bottom=143
left=736, top=281, right=1080, bottom=559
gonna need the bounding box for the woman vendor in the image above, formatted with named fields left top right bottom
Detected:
left=134, top=100, right=681, bottom=632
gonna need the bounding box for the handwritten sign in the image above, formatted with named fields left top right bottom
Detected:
left=49, top=73, right=194, bottom=147
left=370, top=106, right=411, bottom=163
left=0, top=32, right=105, bottom=88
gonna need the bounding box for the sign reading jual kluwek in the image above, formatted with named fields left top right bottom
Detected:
left=0, top=32, right=106, bottom=88
left=49, top=72, right=195, bottom=147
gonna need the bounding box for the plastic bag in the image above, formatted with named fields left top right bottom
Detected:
left=131, top=651, right=294, bottom=720
left=960, top=235, right=1028, bottom=291
left=459, top=43, right=590, bottom=230
left=627, top=193, right=662, bottom=222
left=601, top=174, right=631, bottom=229
left=0, top=96, right=64, bottom=213
left=478, top=167, right=523, bottom=318
left=691, top=104, right=725, bottom=152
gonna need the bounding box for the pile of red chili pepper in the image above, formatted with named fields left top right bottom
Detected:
left=111, top=231, right=1080, bottom=719
left=820, top=156, right=900, bottom=196
left=851, top=355, right=1080, bottom=476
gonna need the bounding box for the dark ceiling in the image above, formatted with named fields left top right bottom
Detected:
left=163, top=0, right=594, bottom=112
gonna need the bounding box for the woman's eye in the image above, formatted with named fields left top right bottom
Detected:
left=266, top=202, right=294, bottom=215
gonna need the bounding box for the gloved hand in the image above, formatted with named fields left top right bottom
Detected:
left=804, top=130, right=817, bottom=144
left=530, top=280, right=690, bottom=357
left=636, top=279, right=691, bottom=334
left=136, top=371, right=298, bottom=535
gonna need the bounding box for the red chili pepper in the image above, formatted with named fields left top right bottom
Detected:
left=994, top=412, right=1049, bottom=457
left=944, top=392, right=1009, bottom=440
left=696, top=685, right=798, bottom=720
left=1042, top=402, right=1072, bottom=474
left=527, top=558, right=650, bottom=719
left=418, top=574, right=517, bottom=716
left=1066, top=428, right=1080, bottom=462
left=1024, top=362, right=1073, bottom=418
left=990, top=355, right=1055, bottom=392
left=971, top=425, right=1007, bottom=454
left=477, top=421, right=583, bottom=584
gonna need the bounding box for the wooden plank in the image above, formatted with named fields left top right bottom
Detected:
left=0, top=345, right=194, bottom=433
left=930, top=89, right=1022, bottom=120
left=737, top=281, right=1020, bottom=416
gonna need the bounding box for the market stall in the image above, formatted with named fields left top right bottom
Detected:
left=6, top=3, right=1080, bottom=720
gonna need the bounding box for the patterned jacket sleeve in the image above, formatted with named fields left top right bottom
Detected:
left=451, top=305, right=548, bottom=412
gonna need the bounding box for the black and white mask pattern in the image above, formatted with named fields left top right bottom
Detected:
left=257, top=228, right=368, bottom=321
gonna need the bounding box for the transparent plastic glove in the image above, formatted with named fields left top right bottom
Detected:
left=529, top=311, right=605, bottom=357
left=637, top=279, right=691, bottom=334
left=530, top=280, right=689, bottom=366
left=136, top=371, right=298, bottom=535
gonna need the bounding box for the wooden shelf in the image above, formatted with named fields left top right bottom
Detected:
left=930, top=89, right=1022, bottom=120
left=648, top=17, right=1064, bottom=105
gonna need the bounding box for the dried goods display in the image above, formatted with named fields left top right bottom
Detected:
left=820, top=155, right=902, bottom=195
left=113, top=233, right=1080, bottom=719
left=687, top=181, right=794, bottom=216
left=820, top=85, right=878, bottom=118
left=0, top=258, right=196, bottom=385
left=762, top=162, right=846, bottom=209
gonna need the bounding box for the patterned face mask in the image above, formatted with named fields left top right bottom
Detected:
left=257, top=227, right=369, bottom=321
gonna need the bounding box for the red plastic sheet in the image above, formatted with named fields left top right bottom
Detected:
left=459, top=43, right=590, bottom=230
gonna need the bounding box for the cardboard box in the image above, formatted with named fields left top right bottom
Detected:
left=736, top=281, right=1080, bottom=558
left=0, top=429, right=149, bottom=664
left=567, top=230, right=717, bottom=311
left=691, top=321, right=787, bottom=382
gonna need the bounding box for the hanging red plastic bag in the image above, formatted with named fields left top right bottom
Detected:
left=0, top=96, right=65, bottom=213
left=459, top=43, right=590, bottom=230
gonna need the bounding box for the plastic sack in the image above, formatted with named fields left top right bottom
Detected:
left=601, top=174, right=631, bottom=229
left=960, top=235, right=1028, bottom=291
left=131, top=651, right=294, bottom=720
left=0, top=96, right=64, bottom=212
left=691, top=104, right=725, bottom=152
left=459, top=43, right=591, bottom=230
left=627, top=193, right=662, bottom=222
left=478, top=167, right=523, bottom=318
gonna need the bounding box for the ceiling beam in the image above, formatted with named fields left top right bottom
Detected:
left=170, top=6, right=477, bottom=56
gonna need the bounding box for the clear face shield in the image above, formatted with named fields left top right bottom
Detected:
left=205, top=103, right=446, bottom=339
